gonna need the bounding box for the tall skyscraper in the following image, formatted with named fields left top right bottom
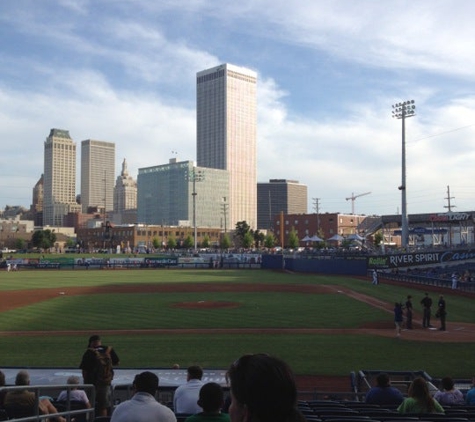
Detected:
left=196, top=63, right=257, bottom=229
left=81, top=140, right=115, bottom=214
left=113, top=158, right=137, bottom=224
left=257, top=179, right=308, bottom=230
left=43, top=129, right=80, bottom=226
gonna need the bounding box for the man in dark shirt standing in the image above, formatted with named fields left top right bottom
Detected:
left=420, top=292, right=432, bottom=328
left=79, top=335, right=120, bottom=417
left=437, top=295, right=446, bottom=331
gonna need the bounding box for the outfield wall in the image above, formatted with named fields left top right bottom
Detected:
left=262, top=255, right=368, bottom=275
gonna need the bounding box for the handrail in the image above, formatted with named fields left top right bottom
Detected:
left=0, top=383, right=95, bottom=422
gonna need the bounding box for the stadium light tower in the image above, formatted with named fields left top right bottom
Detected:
left=392, top=100, right=416, bottom=249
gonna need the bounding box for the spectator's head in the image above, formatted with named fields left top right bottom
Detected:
left=67, top=375, right=80, bottom=388
left=227, top=354, right=303, bottom=422
left=88, top=335, right=101, bottom=348
left=440, top=376, right=454, bottom=391
left=133, top=371, right=159, bottom=396
left=408, top=377, right=430, bottom=399
left=0, top=370, right=5, bottom=387
left=407, top=295, right=412, bottom=300
left=15, top=370, right=30, bottom=386
left=376, top=373, right=390, bottom=388
left=198, top=382, right=224, bottom=413
left=187, top=365, right=203, bottom=381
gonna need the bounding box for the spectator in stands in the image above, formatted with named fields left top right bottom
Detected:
left=394, top=302, right=403, bottom=337
left=111, top=371, right=176, bottom=422
left=226, top=353, right=305, bottom=422
left=397, top=377, right=444, bottom=414
left=173, top=365, right=204, bottom=414
left=57, top=375, right=91, bottom=408
left=0, top=369, right=6, bottom=407
left=465, top=375, right=475, bottom=405
left=3, top=370, right=66, bottom=422
left=420, top=292, right=433, bottom=328
left=433, top=376, right=464, bottom=405
left=437, top=295, right=447, bottom=331
left=365, top=373, right=404, bottom=405
left=405, top=295, right=413, bottom=329
left=79, top=334, right=120, bottom=417
left=185, top=382, right=230, bottom=422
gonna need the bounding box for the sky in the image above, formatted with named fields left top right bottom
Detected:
left=1, top=0, right=475, bottom=218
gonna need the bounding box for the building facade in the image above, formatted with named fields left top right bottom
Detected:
left=76, top=224, right=223, bottom=252
left=273, top=212, right=367, bottom=247
left=257, top=179, right=307, bottom=231
left=112, top=158, right=137, bottom=224
left=196, top=63, right=257, bottom=229
left=31, top=174, right=44, bottom=226
left=81, top=140, right=115, bottom=214
left=43, top=129, right=81, bottom=226
left=137, top=159, right=229, bottom=228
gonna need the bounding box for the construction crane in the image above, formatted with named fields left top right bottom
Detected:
left=346, top=191, right=371, bottom=214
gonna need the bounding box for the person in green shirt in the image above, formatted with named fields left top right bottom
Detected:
left=185, top=382, right=230, bottom=422
left=398, top=377, right=444, bottom=414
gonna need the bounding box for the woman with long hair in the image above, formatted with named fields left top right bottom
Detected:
left=398, top=377, right=444, bottom=414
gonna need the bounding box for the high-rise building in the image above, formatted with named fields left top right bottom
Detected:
left=196, top=63, right=257, bottom=229
left=137, top=158, right=228, bottom=228
left=257, top=179, right=308, bottom=230
left=43, top=129, right=80, bottom=226
left=81, top=140, right=115, bottom=214
left=31, top=174, right=44, bottom=226
left=113, top=158, right=137, bottom=224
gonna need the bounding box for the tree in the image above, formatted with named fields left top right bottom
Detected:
left=234, top=221, right=251, bottom=246
left=242, top=231, right=254, bottom=249
left=15, top=238, right=26, bottom=251
left=152, top=237, right=161, bottom=249
left=220, top=233, right=231, bottom=250
left=167, top=235, right=177, bottom=250
left=201, top=234, right=210, bottom=248
left=183, top=234, right=194, bottom=249
left=31, top=229, right=56, bottom=250
left=264, top=233, right=276, bottom=249
left=374, top=231, right=383, bottom=247
left=253, top=229, right=265, bottom=249
left=287, top=227, right=299, bottom=249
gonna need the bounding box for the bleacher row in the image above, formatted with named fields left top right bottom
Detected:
left=298, top=400, right=475, bottom=422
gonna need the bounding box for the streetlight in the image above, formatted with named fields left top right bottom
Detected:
left=392, top=100, right=416, bottom=249
left=187, top=168, right=204, bottom=251
left=221, top=197, right=228, bottom=234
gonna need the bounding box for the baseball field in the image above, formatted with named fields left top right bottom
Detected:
left=0, top=268, right=474, bottom=391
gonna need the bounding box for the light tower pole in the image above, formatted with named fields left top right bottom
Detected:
left=188, top=168, right=204, bottom=251
left=392, top=100, right=416, bottom=249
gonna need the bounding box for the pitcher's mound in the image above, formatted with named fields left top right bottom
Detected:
left=173, top=301, right=240, bottom=309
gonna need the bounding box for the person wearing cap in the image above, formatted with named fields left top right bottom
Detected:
left=79, top=334, right=120, bottom=416
left=111, top=371, right=176, bottom=422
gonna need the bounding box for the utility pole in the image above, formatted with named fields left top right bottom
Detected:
left=444, top=185, right=455, bottom=247
left=444, top=185, right=455, bottom=212
left=313, top=197, right=320, bottom=232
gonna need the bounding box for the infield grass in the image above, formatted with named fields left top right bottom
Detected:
left=0, top=269, right=473, bottom=378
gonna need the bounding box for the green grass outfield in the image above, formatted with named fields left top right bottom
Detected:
left=0, top=269, right=473, bottom=378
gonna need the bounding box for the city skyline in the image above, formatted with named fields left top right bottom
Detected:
left=1, top=1, right=475, bottom=217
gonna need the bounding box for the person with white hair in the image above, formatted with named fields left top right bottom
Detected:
left=57, top=375, right=91, bottom=407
